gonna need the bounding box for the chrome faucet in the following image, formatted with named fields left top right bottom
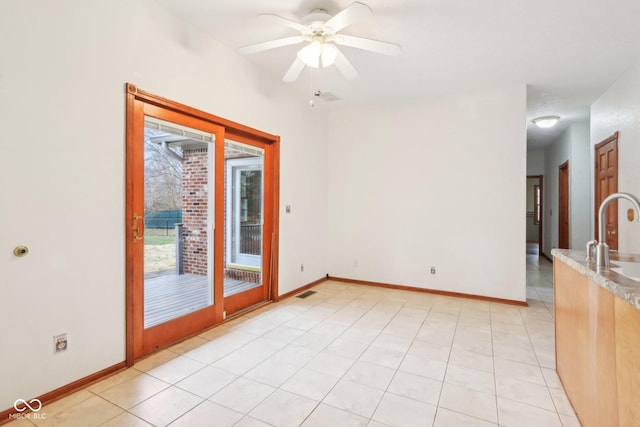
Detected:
left=596, top=192, right=640, bottom=268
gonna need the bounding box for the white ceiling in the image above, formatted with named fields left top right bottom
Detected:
left=155, top=0, right=640, bottom=149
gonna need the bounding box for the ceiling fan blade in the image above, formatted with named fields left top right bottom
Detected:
left=333, top=47, right=358, bottom=80
left=239, top=36, right=304, bottom=55
left=283, top=57, right=306, bottom=82
left=333, top=34, right=402, bottom=56
left=259, top=13, right=309, bottom=33
left=324, top=2, right=372, bottom=33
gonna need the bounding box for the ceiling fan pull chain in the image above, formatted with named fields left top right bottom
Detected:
left=309, top=66, right=321, bottom=107
left=315, top=66, right=321, bottom=95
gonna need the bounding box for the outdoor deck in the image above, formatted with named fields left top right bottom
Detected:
left=144, top=273, right=259, bottom=328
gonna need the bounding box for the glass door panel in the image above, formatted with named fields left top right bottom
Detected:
left=224, top=140, right=265, bottom=310
left=143, top=117, right=215, bottom=328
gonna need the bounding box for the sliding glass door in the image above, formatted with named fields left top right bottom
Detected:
left=143, top=117, right=217, bottom=329
left=126, top=85, right=280, bottom=361
left=127, top=101, right=225, bottom=358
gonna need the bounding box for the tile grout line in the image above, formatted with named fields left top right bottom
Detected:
left=490, top=303, right=500, bottom=426
left=294, top=288, right=405, bottom=425
left=518, top=275, right=567, bottom=423
left=367, top=298, right=436, bottom=424
left=283, top=289, right=376, bottom=426
left=430, top=300, right=460, bottom=426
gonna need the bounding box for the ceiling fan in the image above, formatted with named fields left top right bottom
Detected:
left=239, top=2, right=401, bottom=82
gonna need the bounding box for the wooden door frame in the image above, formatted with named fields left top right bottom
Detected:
left=527, top=175, right=544, bottom=255
left=594, top=131, right=618, bottom=249
left=222, top=133, right=277, bottom=316
left=558, top=161, right=569, bottom=249
left=125, top=83, right=280, bottom=365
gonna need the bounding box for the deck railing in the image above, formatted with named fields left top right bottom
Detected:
left=175, top=223, right=261, bottom=276
left=240, top=223, right=261, bottom=255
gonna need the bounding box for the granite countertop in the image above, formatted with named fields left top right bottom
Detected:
left=551, top=249, right=640, bottom=310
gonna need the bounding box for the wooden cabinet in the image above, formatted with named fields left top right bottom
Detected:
left=554, top=259, right=640, bottom=427
left=615, top=298, right=640, bottom=426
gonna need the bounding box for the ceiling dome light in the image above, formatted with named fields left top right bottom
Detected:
left=532, top=116, right=560, bottom=128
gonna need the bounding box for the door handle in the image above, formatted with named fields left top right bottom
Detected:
left=133, top=214, right=145, bottom=243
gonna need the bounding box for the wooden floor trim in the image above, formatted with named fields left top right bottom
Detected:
left=224, top=299, right=273, bottom=322
left=0, top=361, right=127, bottom=425
left=328, top=276, right=529, bottom=307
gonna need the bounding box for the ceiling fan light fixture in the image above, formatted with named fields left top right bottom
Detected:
left=297, top=40, right=337, bottom=68
left=244, top=2, right=400, bottom=82
left=321, top=43, right=337, bottom=67
left=297, top=41, right=322, bottom=68
left=532, top=115, right=560, bottom=128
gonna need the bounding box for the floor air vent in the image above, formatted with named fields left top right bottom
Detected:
left=296, top=290, right=317, bottom=299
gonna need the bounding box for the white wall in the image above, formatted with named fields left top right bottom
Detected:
left=570, top=122, right=592, bottom=249
left=526, top=178, right=538, bottom=212
left=543, top=133, right=569, bottom=255
left=542, top=121, right=591, bottom=255
left=526, top=178, right=540, bottom=241
left=527, top=150, right=545, bottom=176
left=327, top=86, right=527, bottom=302
left=526, top=151, right=545, bottom=246
left=591, top=58, right=640, bottom=253
left=0, top=0, right=328, bottom=410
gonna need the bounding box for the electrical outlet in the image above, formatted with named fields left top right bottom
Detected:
left=300, top=264, right=304, bottom=272
left=54, top=333, right=68, bottom=353
left=430, top=267, right=436, bottom=275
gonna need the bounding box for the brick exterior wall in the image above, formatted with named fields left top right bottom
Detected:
left=181, top=148, right=208, bottom=275
left=180, top=147, right=261, bottom=283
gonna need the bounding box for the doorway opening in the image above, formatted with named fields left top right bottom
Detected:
left=527, top=175, right=543, bottom=256
left=224, top=143, right=264, bottom=297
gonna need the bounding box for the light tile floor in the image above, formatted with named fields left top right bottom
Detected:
left=11, top=255, right=581, bottom=426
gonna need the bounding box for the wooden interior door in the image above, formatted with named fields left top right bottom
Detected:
left=594, top=132, right=619, bottom=250
left=558, top=161, right=569, bottom=249
left=222, top=136, right=276, bottom=318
